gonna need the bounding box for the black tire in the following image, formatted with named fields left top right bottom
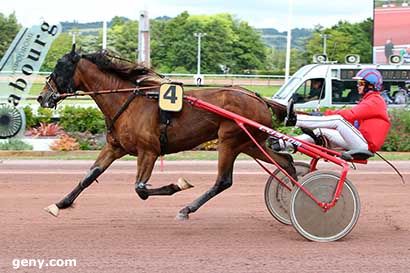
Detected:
left=290, top=171, right=360, bottom=242
left=264, top=162, right=310, bottom=225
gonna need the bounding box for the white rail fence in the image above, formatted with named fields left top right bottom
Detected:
left=1, top=71, right=285, bottom=98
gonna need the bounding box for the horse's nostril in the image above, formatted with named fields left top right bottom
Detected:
left=37, top=96, right=43, bottom=104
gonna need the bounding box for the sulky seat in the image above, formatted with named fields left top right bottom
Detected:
left=341, top=149, right=374, bottom=161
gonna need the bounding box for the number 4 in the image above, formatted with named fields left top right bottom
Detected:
left=159, top=84, right=184, bottom=112
left=163, top=85, right=177, bottom=103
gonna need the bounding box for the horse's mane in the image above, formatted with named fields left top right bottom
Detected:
left=82, top=51, right=161, bottom=83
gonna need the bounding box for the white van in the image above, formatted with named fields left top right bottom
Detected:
left=271, top=63, right=410, bottom=109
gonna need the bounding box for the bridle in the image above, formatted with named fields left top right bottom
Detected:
left=42, top=76, right=65, bottom=107
left=44, top=72, right=164, bottom=132
left=44, top=57, right=163, bottom=106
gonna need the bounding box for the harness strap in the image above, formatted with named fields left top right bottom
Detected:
left=106, top=76, right=158, bottom=133
left=106, top=88, right=142, bottom=133
left=102, top=86, right=171, bottom=155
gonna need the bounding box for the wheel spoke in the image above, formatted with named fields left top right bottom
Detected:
left=264, top=162, right=310, bottom=225
left=290, top=171, right=360, bottom=242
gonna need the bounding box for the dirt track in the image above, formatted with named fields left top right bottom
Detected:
left=1, top=160, right=410, bottom=273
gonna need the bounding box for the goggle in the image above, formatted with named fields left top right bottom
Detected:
left=356, top=80, right=367, bottom=87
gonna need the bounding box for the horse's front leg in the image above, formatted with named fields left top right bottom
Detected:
left=134, top=150, right=193, bottom=200
left=44, top=143, right=126, bottom=217
left=176, top=143, right=239, bottom=220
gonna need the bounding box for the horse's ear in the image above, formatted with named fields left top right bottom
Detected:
left=70, top=43, right=76, bottom=55
left=70, top=43, right=81, bottom=62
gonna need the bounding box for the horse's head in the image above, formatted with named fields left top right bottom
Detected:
left=37, top=44, right=81, bottom=108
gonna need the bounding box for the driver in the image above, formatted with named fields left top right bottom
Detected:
left=308, top=79, right=324, bottom=100
left=270, top=68, right=391, bottom=153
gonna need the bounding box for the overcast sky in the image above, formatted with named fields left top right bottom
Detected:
left=1, top=0, right=373, bottom=31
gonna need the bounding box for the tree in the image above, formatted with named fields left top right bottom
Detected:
left=150, top=19, right=169, bottom=70
left=151, top=11, right=195, bottom=73
left=107, top=19, right=138, bottom=60
left=265, top=47, right=307, bottom=75
left=305, top=19, right=373, bottom=64
left=190, top=13, right=237, bottom=73
left=41, top=32, right=95, bottom=71
left=0, top=12, right=21, bottom=59
left=150, top=12, right=267, bottom=74
left=41, top=33, right=75, bottom=71
left=92, top=17, right=139, bottom=60
left=231, top=20, right=266, bottom=73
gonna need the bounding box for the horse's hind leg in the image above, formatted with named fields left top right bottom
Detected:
left=44, top=143, right=126, bottom=217
left=243, top=143, right=297, bottom=180
left=134, top=150, right=193, bottom=200
left=176, top=140, right=240, bottom=220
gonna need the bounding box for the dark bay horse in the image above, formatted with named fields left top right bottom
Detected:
left=37, top=47, right=296, bottom=219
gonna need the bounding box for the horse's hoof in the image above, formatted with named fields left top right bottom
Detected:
left=175, top=212, right=189, bottom=221
left=136, top=189, right=149, bottom=200
left=44, top=204, right=59, bottom=217
left=177, top=177, right=194, bottom=191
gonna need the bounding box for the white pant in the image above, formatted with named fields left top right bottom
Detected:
left=294, top=114, right=368, bottom=151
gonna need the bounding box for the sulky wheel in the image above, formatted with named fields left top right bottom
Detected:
left=0, top=103, right=24, bottom=139
left=264, top=162, right=310, bottom=225
left=289, top=171, right=360, bottom=242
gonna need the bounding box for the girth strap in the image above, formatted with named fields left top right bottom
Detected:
left=159, top=110, right=172, bottom=155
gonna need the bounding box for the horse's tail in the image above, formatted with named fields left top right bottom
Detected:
left=229, top=86, right=288, bottom=122
left=226, top=86, right=291, bottom=122
left=262, top=97, right=309, bottom=123
left=261, top=97, right=287, bottom=122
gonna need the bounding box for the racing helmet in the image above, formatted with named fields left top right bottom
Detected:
left=353, top=68, right=383, bottom=91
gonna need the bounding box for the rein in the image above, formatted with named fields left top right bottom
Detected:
left=57, top=85, right=161, bottom=99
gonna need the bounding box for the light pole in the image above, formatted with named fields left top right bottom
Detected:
left=194, top=32, right=206, bottom=75
left=69, top=31, right=78, bottom=45
left=102, top=20, right=107, bottom=50
left=284, top=0, right=293, bottom=83
left=320, top=34, right=330, bottom=56
left=138, top=10, right=150, bottom=67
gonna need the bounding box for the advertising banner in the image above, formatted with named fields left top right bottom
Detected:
left=0, top=21, right=61, bottom=106
left=373, top=1, right=410, bottom=64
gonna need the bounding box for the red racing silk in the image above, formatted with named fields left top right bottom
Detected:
left=324, top=91, right=391, bottom=152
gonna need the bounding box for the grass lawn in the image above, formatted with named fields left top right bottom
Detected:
left=29, top=83, right=45, bottom=96
left=243, top=85, right=280, bottom=97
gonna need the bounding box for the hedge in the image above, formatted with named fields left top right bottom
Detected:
left=0, top=139, right=33, bottom=150
left=23, top=106, right=54, bottom=129
left=58, top=106, right=105, bottom=134
left=382, top=109, right=410, bottom=152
